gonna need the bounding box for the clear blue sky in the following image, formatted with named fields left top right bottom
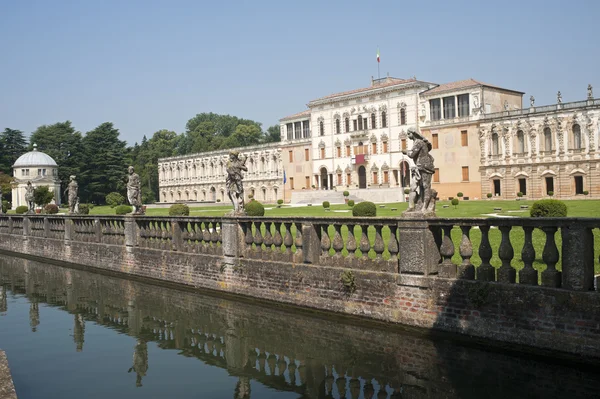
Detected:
left=1, top=0, right=598, bottom=145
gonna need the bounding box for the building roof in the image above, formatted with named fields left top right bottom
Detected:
left=280, top=109, right=311, bottom=122
left=309, top=77, right=418, bottom=104
left=13, top=145, right=58, bottom=168
left=421, top=78, right=525, bottom=96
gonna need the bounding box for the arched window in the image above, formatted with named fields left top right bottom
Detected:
left=335, top=119, right=341, bottom=134
left=400, top=108, right=406, bottom=125
left=516, top=130, right=525, bottom=154
left=319, top=121, right=324, bottom=136
left=358, top=115, right=363, bottom=130
left=382, top=111, right=387, bottom=128
left=492, top=133, right=499, bottom=155
left=572, top=124, right=582, bottom=149
left=344, top=118, right=350, bottom=133
left=544, top=127, right=552, bottom=151
left=371, top=113, right=376, bottom=129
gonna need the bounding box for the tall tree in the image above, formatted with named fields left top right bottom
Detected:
left=263, top=125, right=282, bottom=143
left=29, top=121, right=85, bottom=197
left=81, top=122, right=128, bottom=204
left=0, top=128, right=28, bottom=174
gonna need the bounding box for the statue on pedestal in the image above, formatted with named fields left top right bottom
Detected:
left=402, top=128, right=437, bottom=217
left=557, top=91, right=562, bottom=104
left=588, top=84, right=594, bottom=100
left=25, top=181, right=35, bottom=214
left=67, top=175, right=78, bottom=214
left=226, top=151, right=248, bottom=215
left=530, top=95, right=535, bottom=107
left=127, top=166, right=144, bottom=215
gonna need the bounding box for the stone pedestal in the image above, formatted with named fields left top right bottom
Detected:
left=561, top=224, right=594, bottom=291
left=124, top=217, right=137, bottom=247
left=302, top=223, right=321, bottom=265
left=398, top=219, right=440, bottom=276
left=221, top=218, right=245, bottom=258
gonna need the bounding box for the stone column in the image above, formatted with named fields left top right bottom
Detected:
left=124, top=216, right=138, bottom=247
left=561, top=224, right=595, bottom=291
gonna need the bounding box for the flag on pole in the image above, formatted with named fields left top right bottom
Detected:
left=283, top=170, right=287, bottom=184
left=376, top=48, right=380, bottom=63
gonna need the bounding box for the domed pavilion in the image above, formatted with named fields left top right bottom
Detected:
left=11, top=144, right=61, bottom=210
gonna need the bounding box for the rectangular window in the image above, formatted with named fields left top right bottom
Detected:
left=545, top=177, right=554, bottom=194
left=336, top=147, right=341, bottom=158
left=294, top=121, right=302, bottom=139
left=289, top=177, right=294, bottom=190
left=443, top=96, right=456, bottom=119
left=461, top=130, right=468, bottom=146
left=432, top=134, right=439, bottom=149
left=519, top=178, right=527, bottom=195
left=346, top=173, right=351, bottom=185
left=304, top=148, right=309, bottom=161
left=320, top=147, right=325, bottom=159
left=494, top=179, right=501, bottom=196
left=286, top=123, right=293, bottom=140
left=401, top=139, right=406, bottom=151
left=337, top=173, right=342, bottom=186
left=288, top=150, right=293, bottom=162
left=305, top=176, right=310, bottom=189
left=574, top=176, right=584, bottom=194
left=303, top=121, right=310, bottom=138
left=353, top=120, right=358, bottom=131
left=345, top=145, right=351, bottom=156
left=433, top=168, right=440, bottom=183
left=457, top=94, right=469, bottom=117
left=372, top=171, right=378, bottom=184
left=345, top=118, right=350, bottom=133
left=383, top=141, right=388, bottom=153
left=462, top=166, right=469, bottom=182
left=372, top=142, right=377, bottom=154
left=429, top=99, right=441, bottom=121
left=383, top=170, right=389, bottom=184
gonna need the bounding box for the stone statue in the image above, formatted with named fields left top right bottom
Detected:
left=226, top=151, right=248, bottom=215
left=67, top=175, right=78, bottom=214
left=504, top=100, right=509, bottom=111
left=127, top=166, right=144, bottom=215
left=403, top=128, right=436, bottom=216
left=530, top=95, right=535, bottom=107
left=557, top=91, right=562, bottom=104
left=588, top=84, right=593, bottom=100
left=128, top=339, right=148, bottom=388
left=25, top=181, right=35, bottom=214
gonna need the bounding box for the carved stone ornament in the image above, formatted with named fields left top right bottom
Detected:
left=370, top=163, right=378, bottom=171
left=344, top=138, right=351, bottom=146
left=318, top=140, right=326, bottom=148
left=350, top=107, right=356, bottom=114
left=317, top=116, right=324, bottom=122
left=381, top=162, right=389, bottom=170
left=333, top=113, right=340, bottom=120
left=334, top=139, right=341, bottom=147
left=399, top=129, right=407, bottom=139
left=378, top=104, right=387, bottom=112
left=529, top=129, right=537, bottom=155
left=370, top=134, right=377, bottom=143
left=402, top=128, right=437, bottom=217
left=343, top=111, right=350, bottom=118
left=380, top=133, right=389, bottom=141
left=502, top=127, right=510, bottom=156
left=586, top=114, right=595, bottom=149
left=225, top=151, right=248, bottom=215
left=345, top=166, right=351, bottom=173
left=336, top=166, right=343, bottom=173
left=530, top=96, right=535, bottom=107
left=127, top=166, right=144, bottom=215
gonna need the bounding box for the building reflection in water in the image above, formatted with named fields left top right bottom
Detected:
left=1, top=256, right=600, bottom=399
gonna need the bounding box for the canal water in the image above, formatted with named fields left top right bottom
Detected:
left=0, top=256, right=599, bottom=399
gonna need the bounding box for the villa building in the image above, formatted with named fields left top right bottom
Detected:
left=11, top=144, right=61, bottom=209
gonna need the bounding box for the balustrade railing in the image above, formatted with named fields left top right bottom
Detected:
left=136, top=218, right=174, bottom=250
left=178, top=218, right=222, bottom=255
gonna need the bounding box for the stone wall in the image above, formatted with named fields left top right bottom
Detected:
left=0, top=214, right=599, bottom=363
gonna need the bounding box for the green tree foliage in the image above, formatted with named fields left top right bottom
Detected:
left=0, top=173, right=14, bottom=203
left=33, top=186, right=55, bottom=207
left=0, top=128, right=28, bottom=174
left=81, top=122, right=128, bottom=204
left=263, top=125, right=281, bottom=143
left=29, top=121, right=85, bottom=196
left=105, top=192, right=126, bottom=208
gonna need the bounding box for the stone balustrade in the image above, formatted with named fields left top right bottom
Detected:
left=1, top=214, right=597, bottom=293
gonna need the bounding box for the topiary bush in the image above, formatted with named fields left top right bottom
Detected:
left=16, top=205, right=28, bottom=214
left=352, top=201, right=376, bottom=217
left=245, top=200, right=265, bottom=216
left=517, top=192, right=524, bottom=198
left=343, top=191, right=349, bottom=197
left=78, top=204, right=90, bottom=215
left=457, top=192, right=464, bottom=198
left=451, top=198, right=459, bottom=208
left=115, top=205, right=133, bottom=215
left=277, top=199, right=284, bottom=205
left=44, top=204, right=59, bottom=214
left=322, top=201, right=330, bottom=209
left=404, top=188, right=410, bottom=195
left=169, top=204, right=190, bottom=216
left=2, top=200, right=8, bottom=213
left=530, top=199, right=567, bottom=218
left=487, top=193, right=493, bottom=198
left=105, top=192, right=125, bottom=208
left=547, top=191, right=554, bottom=196
left=583, top=190, right=589, bottom=196
left=348, top=200, right=355, bottom=207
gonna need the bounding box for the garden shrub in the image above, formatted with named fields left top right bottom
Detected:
left=78, top=204, right=90, bottom=215
left=583, top=190, right=589, bottom=195
left=457, top=192, right=464, bottom=198
left=343, top=191, right=349, bottom=197
left=530, top=199, right=567, bottom=218
left=115, top=205, right=133, bottom=215
left=169, top=204, right=190, bottom=216
left=105, top=192, right=125, bottom=208
left=322, top=201, right=330, bottom=209
left=487, top=193, right=493, bottom=198
left=404, top=188, right=410, bottom=195
left=244, top=200, right=265, bottom=216
left=517, top=192, right=524, bottom=198
left=547, top=191, right=554, bottom=196
left=33, top=186, right=54, bottom=207
left=352, top=201, right=376, bottom=217
left=44, top=204, right=59, bottom=214
left=1, top=200, right=8, bottom=213
left=16, top=205, right=28, bottom=214
left=348, top=200, right=355, bottom=207
left=277, top=199, right=284, bottom=205
left=451, top=198, right=459, bottom=208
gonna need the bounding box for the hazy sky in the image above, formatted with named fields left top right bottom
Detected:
left=1, top=0, right=598, bottom=145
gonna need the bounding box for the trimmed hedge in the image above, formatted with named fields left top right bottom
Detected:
left=517, top=192, right=524, bottom=197
left=44, top=204, right=59, bottom=214
left=530, top=199, right=567, bottom=218
left=115, top=205, right=133, bottom=215
left=457, top=192, right=464, bottom=198
left=277, top=199, right=284, bottom=205
left=343, top=191, right=349, bottom=197
left=451, top=198, right=459, bottom=208
left=352, top=201, right=376, bottom=217
left=169, top=204, right=190, bottom=216
left=244, top=200, right=265, bottom=216
left=348, top=200, right=355, bottom=207
left=1, top=200, right=8, bottom=213
left=487, top=193, right=493, bottom=198
left=322, top=201, right=330, bottom=209
left=16, top=205, right=28, bottom=214
left=78, top=204, right=90, bottom=215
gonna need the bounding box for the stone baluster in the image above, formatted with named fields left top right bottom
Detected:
left=294, top=222, right=303, bottom=258
left=359, top=225, right=370, bottom=260
left=346, top=224, right=357, bottom=259
left=273, top=222, right=283, bottom=252
left=253, top=222, right=263, bottom=253
left=262, top=221, right=273, bottom=252
left=203, top=221, right=212, bottom=248
left=387, top=223, right=399, bottom=263
left=244, top=222, right=254, bottom=255
left=373, top=224, right=385, bottom=260
left=331, top=224, right=344, bottom=258
left=497, top=225, right=516, bottom=283
left=210, top=221, right=219, bottom=247
left=477, top=225, right=495, bottom=281
left=43, top=217, right=50, bottom=238
left=458, top=225, right=475, bottom=279
left=94, top=218, right=102, bottom=243
left=320, top=223, right=331, bottom=258
left=519, top=226, right=538, bottom=285
left=439, top=225, right=456, bottom=278
left=541, top=226, right=561, bottom=287
left=283, top=222, right=293, bottom=254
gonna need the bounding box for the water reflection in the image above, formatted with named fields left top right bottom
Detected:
left=1, top=256, right=599, bottom=399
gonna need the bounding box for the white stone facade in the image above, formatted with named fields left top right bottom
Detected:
left=158, top=143, right=283, bottom=204
left=11, top=147, right=61, bottom=209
